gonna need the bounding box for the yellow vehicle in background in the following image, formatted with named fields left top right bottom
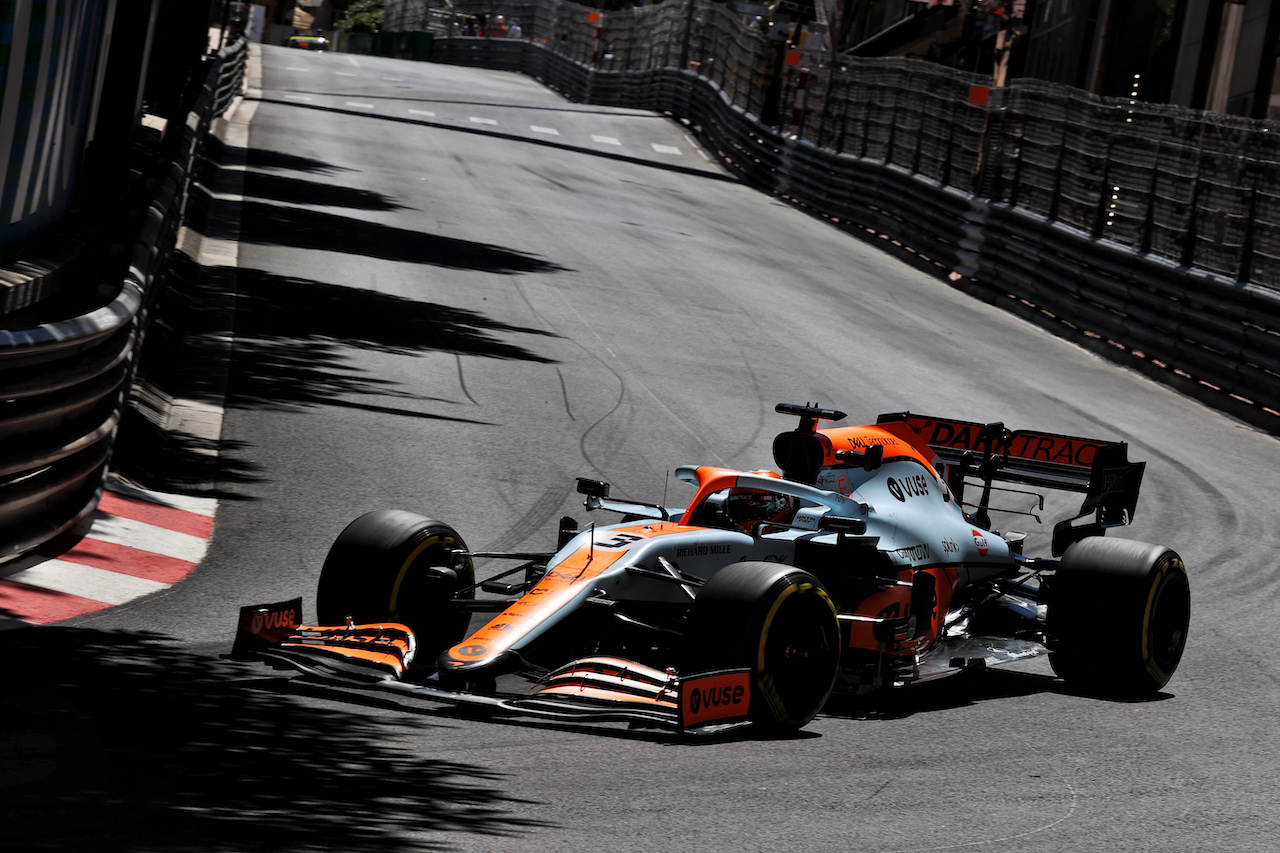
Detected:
left=287, top=35, right=329, bottom=51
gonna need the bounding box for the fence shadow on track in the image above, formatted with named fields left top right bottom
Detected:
left=112, top=419, right=261, bottom=499
left=110, top=249, right=261, bottom=497
left=114, top=262, right=561, bottom=492
left=200, top=134, right=575, bottom=273
left=234, top=200, right=568, bottom=273
left=0, top=628, right=550, bottom=852
left=228, top=267, right=560, bottom=411
left=244, top=146, right=359, bottom=176
left=241, top=172, right=409, bottom=213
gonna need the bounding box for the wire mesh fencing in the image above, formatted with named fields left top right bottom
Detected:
left=384, top=0, right=1280, bottom=293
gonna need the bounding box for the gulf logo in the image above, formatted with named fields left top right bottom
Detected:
left=972, top=530, right=989, bottom=557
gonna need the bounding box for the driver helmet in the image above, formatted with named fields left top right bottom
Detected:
left=725, top=472, right=794, bottom=533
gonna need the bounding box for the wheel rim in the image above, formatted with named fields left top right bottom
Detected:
left=758, top=583, right=838, bottom=723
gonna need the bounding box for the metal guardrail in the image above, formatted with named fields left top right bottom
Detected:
left=429, top=39, right=1280, bottom=434
left=0, top=39, right=248, bottom=562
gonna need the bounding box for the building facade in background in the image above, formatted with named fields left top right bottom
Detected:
left=839, top=0, right=1280, bottom=120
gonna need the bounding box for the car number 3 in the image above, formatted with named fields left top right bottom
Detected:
left=596, top=532, right=645, bottom=550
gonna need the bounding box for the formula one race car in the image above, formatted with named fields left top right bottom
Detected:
left=235, top=404, right=1191, bottom=735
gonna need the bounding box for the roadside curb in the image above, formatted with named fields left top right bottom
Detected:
left=0, top=482, right=216, bottom=628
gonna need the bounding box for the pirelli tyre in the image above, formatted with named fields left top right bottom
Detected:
left=316, top=510, right=475, bottom=661
left=1047, top=537, right=1190, bottom=697
left=685, top=562, right=840, bottom=731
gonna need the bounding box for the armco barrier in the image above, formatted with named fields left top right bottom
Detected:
left=0, top=39, right=248, bottom=562
left=432, top=39, right=1280, bottom=435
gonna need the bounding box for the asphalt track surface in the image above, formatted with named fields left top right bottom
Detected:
left=2, top=46, right=1278, bottom=852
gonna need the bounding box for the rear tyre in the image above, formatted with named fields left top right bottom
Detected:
left=1047, top=537, right=1190, bottom=697
left=316, top=510, right=475, bottom=660
left=685, top=562, right=840, bottom=731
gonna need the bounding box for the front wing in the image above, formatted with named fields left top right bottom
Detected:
left=234, top=599, right=753, bottom=735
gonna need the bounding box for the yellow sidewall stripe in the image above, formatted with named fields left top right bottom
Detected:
left=388, top=535, right=451, bottom=615
left=1142, top=556, right=1185, bottom=685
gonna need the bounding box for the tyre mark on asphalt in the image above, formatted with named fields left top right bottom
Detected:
left=556, top=367, right=575, bottom=421
left=503, top=275, right=728, bottom=478
left=480, top=481, right=570, bottom=555
left=455, top=352, right=479, bottom=405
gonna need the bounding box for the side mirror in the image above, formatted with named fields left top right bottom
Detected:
left=576, top=477, right=610, bottom=498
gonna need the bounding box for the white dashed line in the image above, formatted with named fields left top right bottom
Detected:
left=592, top=135, right=621, bottom=145
left=284, top=94, right=313, bottom=102
left=382, top=77, right=406, bottom=82
left=346, top=102, right=375, bottom=109
left=287, top=66, right=308, bottom=71
left=408, top=109, right=436, bottom=117
left=530, top=126, right=560, bottom=135
left=470, top=117, right=498, bottom=125
left=334, top=71, right=358, bottom=77
left=651, top=144, right=682, bottom=155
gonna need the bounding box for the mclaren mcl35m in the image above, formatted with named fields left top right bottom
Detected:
left=236, top=404, right=1191, bottom=735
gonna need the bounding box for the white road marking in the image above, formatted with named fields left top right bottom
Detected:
left=8, top=560, right=170, bottom=605
left=287, top=66, right=308, bottom=71
left=86, top=514, right=210, bottom=564
left=470, top=117, right=498, bottom=125
left=284, top=94, right=313, bottom=102
left=346, top=102, right=375, bottom=109
left=592, top=135, right=621, bottom=145
left=652, top=144, right=682, bottom=155
left=530, top=125, right=560, bottom=135
left=382, top=77, right=405, bottom=82
left=409, top=109, right=436, bottom=117
left=335, top=71, right=357, bottom=77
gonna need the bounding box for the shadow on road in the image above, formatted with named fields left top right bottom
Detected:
left=821, top=665, right=1175, bottom=722
left=232, top=201, right=566, bottom=273
left=245, top=147, right=357, bottom=176
left=822, top=668, right=1059, bottom=721
left=228, top=267, right=559, bottom=412
left=242, top=172, right=407, bottom=212
left=0, top=628, right=548, bottom=852
left=115, top=128, right=566, bottom=494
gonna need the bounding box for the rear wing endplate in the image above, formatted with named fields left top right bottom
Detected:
left=877, top=413, right=1146, bottom=556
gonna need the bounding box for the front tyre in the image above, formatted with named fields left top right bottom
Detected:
left=1047, top=537, right=1190, bottom=697
left=685, top=562, right=840, bottom=731
left=316, top=510, right=475, bottom=660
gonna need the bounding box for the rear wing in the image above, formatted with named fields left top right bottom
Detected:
left=876, top=412, right=1146, bottom=556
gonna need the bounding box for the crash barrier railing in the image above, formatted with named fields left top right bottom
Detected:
left=212, top=38, right=248, bottom=117
left=424, top=22, right=1280, bottom=435
left=0, top=38, right=248, bottom=563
